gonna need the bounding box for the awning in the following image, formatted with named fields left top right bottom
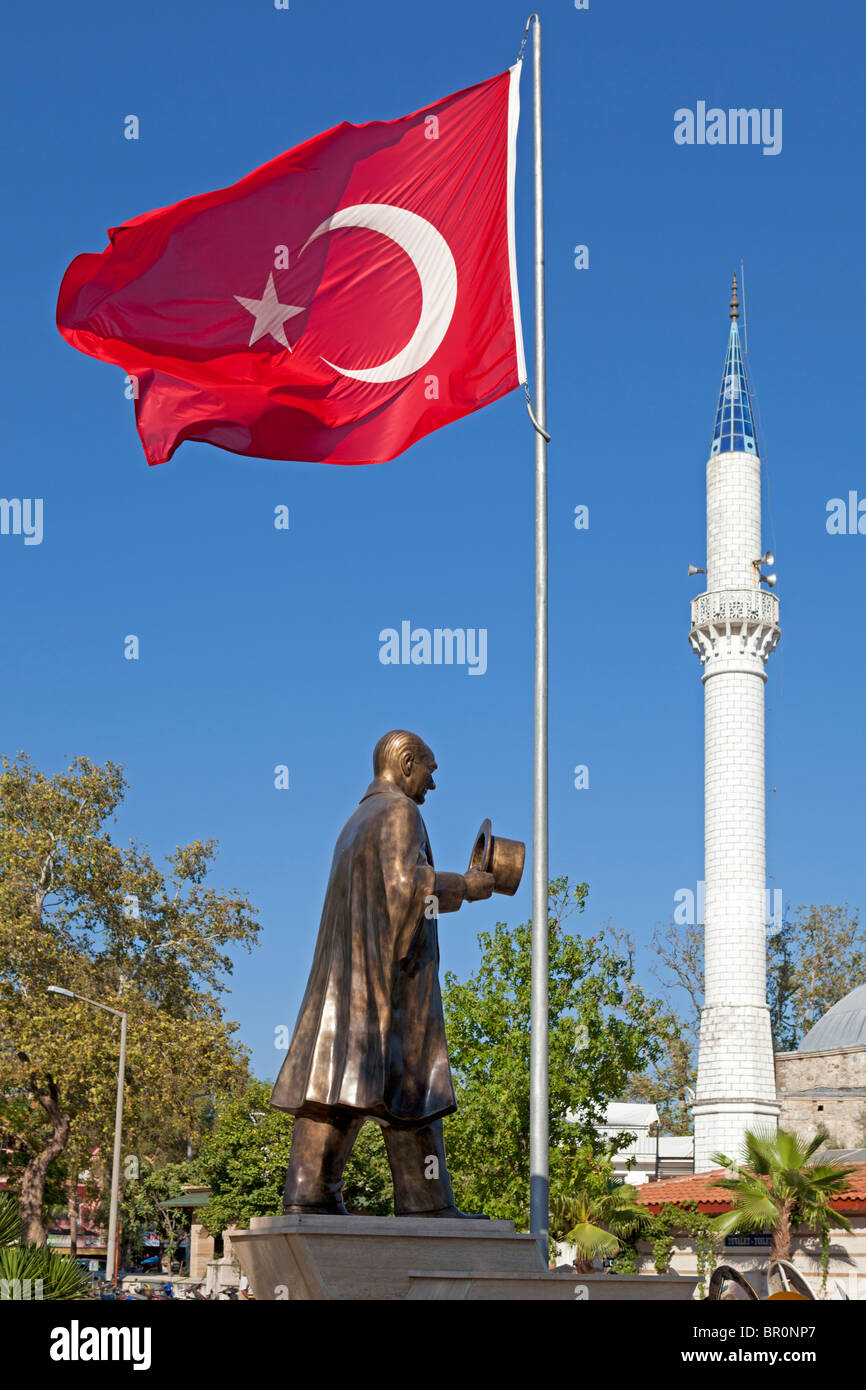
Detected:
left=157, top=1191, right=212, bottom=1210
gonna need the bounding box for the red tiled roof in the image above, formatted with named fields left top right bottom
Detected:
left=635, top=1169, right=733, bottom=1212
left=635, top=1164, right=866, bottom=1216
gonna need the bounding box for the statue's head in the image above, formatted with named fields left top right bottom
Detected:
left=373, top=730, right=437, bottom=804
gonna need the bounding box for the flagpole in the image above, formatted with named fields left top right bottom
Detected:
left=527, top=11, right=549, bottom=1259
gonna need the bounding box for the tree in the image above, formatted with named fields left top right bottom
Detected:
left=620, top=1033, right=695, bottom=1136
left=0, top=753, right=259, bottom=1243
left=440, top=877, right=675, bottom=1226
left=118, top=1159, right=198, bottom=1271
left=768, top=905, right=866, bottom=1051
left=607, top=923, right=696, bottom=1134
left=635, top=903, right=866, bottom=1119
left=551, top=1163, right=649, bottom=1272
left=711, top=1127, right=855, bottom=1275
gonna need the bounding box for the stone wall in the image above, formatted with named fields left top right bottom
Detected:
left=775, top=1046, right=866, bottom=1147
left=643, top=1217, right=866, bottom=1298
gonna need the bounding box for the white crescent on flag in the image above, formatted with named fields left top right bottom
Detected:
left=299, top=203, right=459, bottom=383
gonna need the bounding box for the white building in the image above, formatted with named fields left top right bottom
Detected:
left=688, top=277, right=780, bottom=1170
left=599, top=1102, right=694, bottom=1186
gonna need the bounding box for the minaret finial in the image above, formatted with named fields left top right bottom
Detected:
left=730, top=272, right=739, bottom=320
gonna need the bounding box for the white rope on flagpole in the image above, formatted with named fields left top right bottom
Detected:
left=516, top=14, right=533, bottom=63
left=525, top=383, right=551, bottom=442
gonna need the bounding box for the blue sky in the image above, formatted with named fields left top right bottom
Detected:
left=4, top=0, right=865, bottom=1086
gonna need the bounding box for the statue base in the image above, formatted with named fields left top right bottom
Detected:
left=228, top=1213, right=544, bottom=1301
left=228, top=1214, right=699, bottom=1301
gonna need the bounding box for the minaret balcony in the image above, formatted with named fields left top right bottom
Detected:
left=689, top=587, right=780, bottom=666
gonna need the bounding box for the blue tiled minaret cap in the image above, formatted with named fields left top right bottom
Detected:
left=710, top=273, right=758, bottom=457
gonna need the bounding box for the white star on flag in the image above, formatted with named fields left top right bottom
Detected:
left=234, top=272, right=304, bottom=350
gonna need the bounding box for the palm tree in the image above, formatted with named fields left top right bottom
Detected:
left=0, top=1194, right=92, bottom=1300
left=552, top=1175, right=650, bottom=1273
left=711, top=1128, right=855, bottom=1269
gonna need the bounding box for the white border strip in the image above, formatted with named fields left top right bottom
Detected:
left=507, top=61, right=527, bottom=385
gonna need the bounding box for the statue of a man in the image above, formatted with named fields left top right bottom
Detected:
left=271, top=730, right=494, bottom=1217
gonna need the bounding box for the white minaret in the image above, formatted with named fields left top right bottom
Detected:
left=688, top=276, right=780, bottom=1171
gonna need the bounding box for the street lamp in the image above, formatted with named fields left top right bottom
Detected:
left=47, top=986, right=127, bottom=1287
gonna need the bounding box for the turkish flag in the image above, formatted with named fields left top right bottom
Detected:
left=56, top=67, right=525, bottom=467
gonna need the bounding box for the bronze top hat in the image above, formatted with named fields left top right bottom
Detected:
left=468, top=819, right=525, bottom=897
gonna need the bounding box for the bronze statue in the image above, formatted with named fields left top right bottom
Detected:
left=271, top=729, right=524, bottom=1217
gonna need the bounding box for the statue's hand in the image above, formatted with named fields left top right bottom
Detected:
left=463, top=868, right=495, bottom=901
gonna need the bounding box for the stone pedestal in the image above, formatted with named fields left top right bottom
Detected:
left=406, top=1271, right=699, bottom=1301
left=229, top=1214, right=545, bottom=1301
left=204, top=1255, right=242, bottom=1297
left=229, top=1214, right=700, bottom=1301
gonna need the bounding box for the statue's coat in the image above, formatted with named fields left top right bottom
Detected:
left=271, top=778, right=456, bottom=1126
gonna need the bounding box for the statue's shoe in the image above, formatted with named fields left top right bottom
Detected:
left=395, top=1206, right=490, bottom=1219
left=282, top=1199, right=351, bottom=1216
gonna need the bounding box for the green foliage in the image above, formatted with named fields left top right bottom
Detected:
left=551, top=1164, right=649, bottom=1271
left=0, top=752, right=259, bottom=1239
left=621, top=1033, right=695, bottom=1137
left=629, top=905, right=866, bottom=1125
left=441, top=877, right=673, bottom=1226
left=192, top=1083, right=293, bottom=1236
left=118, top=1159, right=199, bottom=1267
left=637, top=1202, right=719, bottom=1297
left=0, top=1194, right=91, bottom=1300
left=609, top=1240, right=638, bottom=1275
left=711, top=1126, right=855, bottom=1281
left=768, top=905, right=866, bottom=1052
left=615, top=921, right=702, bottom=1133
left=341, top=1123, right=393, bottom=1216
left=191, top=1081, right=394, bottom=1235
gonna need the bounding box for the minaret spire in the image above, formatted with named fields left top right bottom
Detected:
left=688, top=281, right=781, bottom=1171
left=710, top=276, right=757, bottom=458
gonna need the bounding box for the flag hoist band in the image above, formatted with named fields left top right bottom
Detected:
left=56, top=14, right=550, bottom=1246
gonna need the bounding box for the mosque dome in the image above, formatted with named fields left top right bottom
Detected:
left=798, top=983, right=866, bottom=1053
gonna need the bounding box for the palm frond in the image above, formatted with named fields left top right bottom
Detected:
left=802, top=1131, right=829, bottom=1163
left=0, top=1195, right=21, bottom=1247
left=564, top=1220, right=621, bottom=1260
left=710, top=1150, right=737, bottom=1171
left=802, top=1166, right=856, bottom=1193
left=712, top=1173, right=769, bottom=1201
left=712, top=1209, right=745, bottom=1238
left=724, top=1190, right=778, bottom=1227
left=0, top=1245, right=91, bottom=1300
left=741, top=1127, right=785, bottom=1173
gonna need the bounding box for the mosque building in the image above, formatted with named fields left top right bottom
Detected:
left=776, top=983, right=866, bottom=1148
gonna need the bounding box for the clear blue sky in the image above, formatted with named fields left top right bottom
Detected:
left=4, top=0, right=864, bottom=1085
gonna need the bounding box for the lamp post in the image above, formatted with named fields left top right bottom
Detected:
left=47, top=986, right=127, bottom=1287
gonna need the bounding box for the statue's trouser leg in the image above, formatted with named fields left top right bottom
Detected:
left=382, top=1119, right=456, bottom=1215
left=282, top=1113, right=365, bottom=1214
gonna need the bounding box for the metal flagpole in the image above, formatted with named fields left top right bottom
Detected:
left=524, top=12, right=549, bottom=1258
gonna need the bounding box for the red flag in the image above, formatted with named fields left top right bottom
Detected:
left=57, top=67, right=525, bottom=467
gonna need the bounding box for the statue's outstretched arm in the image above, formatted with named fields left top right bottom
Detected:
left=431, top=868, right=494, bottom=913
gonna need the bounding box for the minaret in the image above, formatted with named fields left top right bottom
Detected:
left=688, top=276, right=781, bottom=1170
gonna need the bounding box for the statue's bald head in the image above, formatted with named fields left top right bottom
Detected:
left=373, top=730, right=437, bottom=804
